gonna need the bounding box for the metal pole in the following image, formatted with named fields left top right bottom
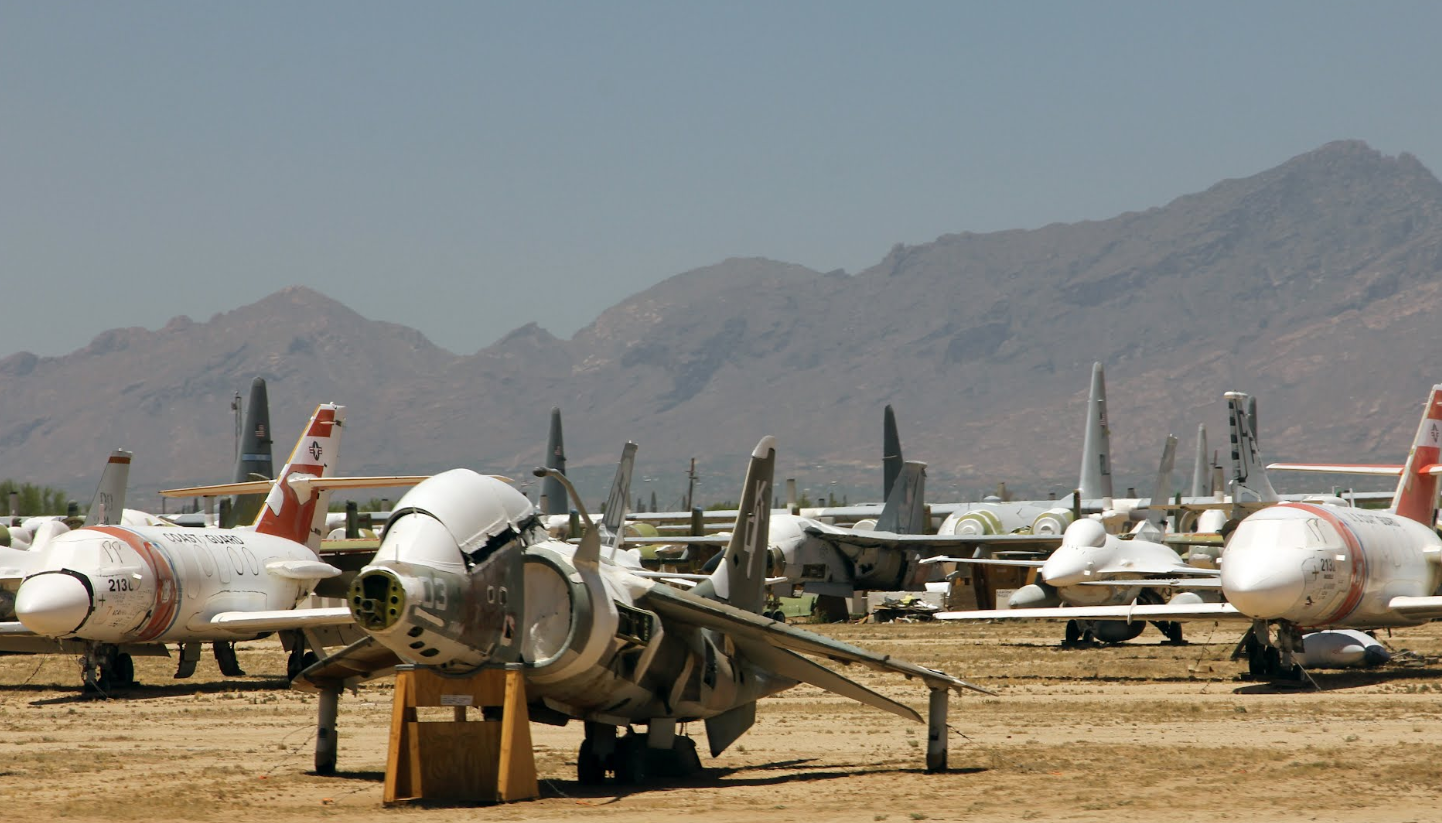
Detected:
left=315, top=686, right=340, bottom=775
left=926, top=687, right=949, bottom=773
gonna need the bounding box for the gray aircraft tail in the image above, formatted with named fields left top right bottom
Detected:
left=228, top=377, right=274, bottom=528
left=696, top=436, right=776, bottom=614
left=541, top=408, right=567, bottom=517
left=83, top=449, right=133, bottom=526
left=883, top=405, right=904, bottom=501
left=600, top=441, right=638, bottom=547
left=1145, top=435, right=1177, bottom=527
left=1225, top=391, right=1277, bottom=507
left=876, top=460, right=927, bottom=534
left=1077, top=362, right=1114, bottom=501
left=1190, top=424, right=1209, bottom=498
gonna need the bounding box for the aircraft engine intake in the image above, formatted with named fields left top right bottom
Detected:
left=1030, top=508, right=1074, bottom=536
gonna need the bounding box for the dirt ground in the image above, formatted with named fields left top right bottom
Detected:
left=3, top=619, right=1442, bottom=823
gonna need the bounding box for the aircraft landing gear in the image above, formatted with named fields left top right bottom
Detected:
left=576, top=721, right=702, bottom=785
left=1239, top=621, right=1306, bottom=682
left=81, top=643, right=136, bottom=693
left=213, top=641, right=245, bottom=677
left=1155, top=621, right=1186, bottom=645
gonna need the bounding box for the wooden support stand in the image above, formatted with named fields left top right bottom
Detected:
left=383, top=666, right=539, bottom=805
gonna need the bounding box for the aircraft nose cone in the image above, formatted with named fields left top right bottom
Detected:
left=1222, top=558, right=1304, bottom=620
left=14, top=573, right=92, bottom=636
left=1041, top=552, right=1090, bottom=587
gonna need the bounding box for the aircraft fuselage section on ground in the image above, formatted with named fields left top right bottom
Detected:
left=1222, top=503, right=1441, bottom=629
left=15, top=525, right=320, bottom=644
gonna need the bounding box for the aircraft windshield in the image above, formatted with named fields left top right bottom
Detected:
left=1230, top=516, right=1336, bottom=550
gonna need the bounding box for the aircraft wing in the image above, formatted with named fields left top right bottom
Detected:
left=292, top=636, right=402, bottom=693
left=637, top=580, right=991, bottom=695
left=1076, top=578, right=1224, bottom=589
left=919, top=556, right=1045, bottom=569
left=613, top=535, right=731, bottom=546
left=1386, top=596, right=1442, bottom=620
left=0, top=622, right=36, bottom=636
left=802, top=523, right=1064, bottom=552
left=935, top=602, right=1244, bottom=622
left=206, top=606, right=354, bottom=633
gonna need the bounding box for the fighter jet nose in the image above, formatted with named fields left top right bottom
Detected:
left=14, top=572, right=92, bottom=636
left=1041, top=550, right=1091, bottom=587
left=1222, top=559, right=1304, bottom=620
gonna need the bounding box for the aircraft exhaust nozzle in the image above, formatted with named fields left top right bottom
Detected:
left=14, top=572, right=92, bottom=637
left=348, top=568, right=407, bottom=632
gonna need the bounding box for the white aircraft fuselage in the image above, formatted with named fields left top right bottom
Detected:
left=14, top=524, right=321, bottom=644
left=1221, top=502, right=1442, bottom=629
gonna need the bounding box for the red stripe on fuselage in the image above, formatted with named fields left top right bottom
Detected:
left=1287, top=504, right=1368, bottom=627
left=92, top=526, right=181, bottom=641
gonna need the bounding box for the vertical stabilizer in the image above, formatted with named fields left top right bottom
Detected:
left=1190, top=424, right=1209, bottom=498
left=229, top=377, right=274, bottom=528
left=83, top=450, right=132, bottom=527
left=541, top=408, right=567, bottom=516
left=253, top=404, right=345, bottom=551
left=883, top=405, right=904, bottom=501
left=1225, top=392, right=1277, bottom=507
left=696, top=436, right=775, bottom=613
left=1392, top=385, right=1442, bottom=525
left=1077, top=362, right=1114, bottom=501
left=876, top=461, right=927, bottom=534
left=600, top=442, right=638, bottom=548
left=1146, top=435, right=1178, bottom=527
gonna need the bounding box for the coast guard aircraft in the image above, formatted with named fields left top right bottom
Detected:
left=938, top=384, right=1442, bottom=680
left=0, top=404, right=403, bottom=689
left=294, top=436, right=985, bottom=780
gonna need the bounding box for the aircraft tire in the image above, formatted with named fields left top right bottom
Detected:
left=113, top=653, right=135, bottom=687
left=576, top=739, right=606, bottom=785
left=1064, top=620, right=1081, bottom=645
left=613, top=738, right=648, bottom=785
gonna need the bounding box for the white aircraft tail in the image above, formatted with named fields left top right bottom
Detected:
left=1190, top=424, right=1209, bottom=498
left=600, top=441, right=638, bottom=550
left=1225, top=392, right=1277, bottom=507
left=253, top=404, right=345, bottom=551
left=697, top=436, right=775, bottom=614
left=1077, top=362, right=1114, bottom=501
left=1146, top=435, right=1178, bottom=528
left=1392, top=385, right=1442, bottom=525
left=83, top=449, right=132, bottom=527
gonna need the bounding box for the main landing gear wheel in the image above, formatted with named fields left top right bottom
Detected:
left=287, top=646, right=319, bottom=680
left=1156, top=621, right=1185, bottom=645
left=577, top=739, right=606, bottom=785
left=612, top=737, right=649, bottom=785
left=1065, top=620, right=1082, bottom=645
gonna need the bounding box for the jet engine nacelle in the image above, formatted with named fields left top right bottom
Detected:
left=1030, top=508, right=1074, bottom=536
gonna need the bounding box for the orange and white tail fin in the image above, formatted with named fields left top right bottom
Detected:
left=253, top=403, right=345, bottom=550
left=1393, top=385, right=1442, bottom=525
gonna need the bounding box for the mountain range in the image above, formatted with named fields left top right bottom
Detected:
left=4, top=140, right=1440, bottom=509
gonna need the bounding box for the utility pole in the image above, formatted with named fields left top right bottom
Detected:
left=684, top=458, right=697, bottom=511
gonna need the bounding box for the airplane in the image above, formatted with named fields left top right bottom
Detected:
left=0, top=403, right=410, bottom=690
left=225, top=376, right=275, bottom=528
left=291, top=436, right=987, bottom=780
left=936, top=383, right=1442, bottom=680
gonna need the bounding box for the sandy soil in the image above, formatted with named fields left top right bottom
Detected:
left=3, top=619, right=1442, bottom=823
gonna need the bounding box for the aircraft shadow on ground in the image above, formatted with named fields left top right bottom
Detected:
left=528, top=759, right=989, bottom=803
left=21, top=676, right=290, bottom=705
left=1234, top=666, right=1442, bottom=694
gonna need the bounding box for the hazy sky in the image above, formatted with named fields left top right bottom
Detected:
left=4, top=2, right=1441, bottom=358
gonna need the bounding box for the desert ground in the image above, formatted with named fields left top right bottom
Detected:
left=3, top=619, right=1442, bottom=823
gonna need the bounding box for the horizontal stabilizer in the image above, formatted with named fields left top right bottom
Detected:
left=161, top=475, right=433, bottom=498
left=207, top=606, right=354, bottom=633
left=1076, top=577, right=1222, bottom=589
left=1266, top=463, right=1404, bottom=476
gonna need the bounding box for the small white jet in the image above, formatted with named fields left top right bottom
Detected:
left=0, top=404, right=405, bottom=689
left=938, top=383, right=1442, bottom=680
